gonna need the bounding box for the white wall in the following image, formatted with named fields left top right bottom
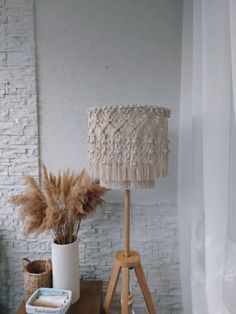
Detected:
left=35, top=0, right=182, bottom=205
left=35, top=1, right=183, bottom=313
left=0, top=0, right=40, bottom=310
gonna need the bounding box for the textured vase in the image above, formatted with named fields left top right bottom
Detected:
left=51, top=238, right=80, bottom=304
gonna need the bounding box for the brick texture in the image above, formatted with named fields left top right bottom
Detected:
left=0, top=0, right=40, bottom=309
left=80, top=202, right=182, bottom=314
left=0, top=0, right=183, bottom=313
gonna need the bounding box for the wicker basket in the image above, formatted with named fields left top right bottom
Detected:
left=22, top=258, right=52, bottom=302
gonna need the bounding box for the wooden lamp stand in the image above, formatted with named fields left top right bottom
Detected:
left=103, top=190, right=157, bottom=314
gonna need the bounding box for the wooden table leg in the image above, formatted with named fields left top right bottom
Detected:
left=103, top=262, right=121, bottom=313
left=134, top=263, right=156, bottom=314
left=121, top=267, right=129, bottom=314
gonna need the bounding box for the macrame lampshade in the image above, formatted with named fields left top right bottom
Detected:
left=87, top=105, right=171, bottom=190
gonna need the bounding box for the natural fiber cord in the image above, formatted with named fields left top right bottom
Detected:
left=87, top=105, right=170, bottom=189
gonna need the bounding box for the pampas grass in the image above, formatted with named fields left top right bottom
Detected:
left=10, top=166, right=106, bottom=244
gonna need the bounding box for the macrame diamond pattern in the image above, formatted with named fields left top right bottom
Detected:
left=87, top=105, right=171, bottom=189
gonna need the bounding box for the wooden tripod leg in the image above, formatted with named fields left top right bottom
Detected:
left=103, top=262, right=121, bottom=313
left=134, top=263, right=156, bottom=314
left=121, top=267, right=129, bottom=314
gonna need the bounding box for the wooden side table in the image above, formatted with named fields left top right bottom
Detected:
left=16, top=280, right=102, bottom=314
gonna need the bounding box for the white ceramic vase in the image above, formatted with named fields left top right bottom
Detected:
left=51, top=238, right=80, bottom=304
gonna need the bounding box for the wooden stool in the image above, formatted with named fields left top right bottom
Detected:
left=103, top=250, right=156, bottom=314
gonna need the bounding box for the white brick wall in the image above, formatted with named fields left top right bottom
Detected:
left=0, top=0, right=40, bottom=309
left=0, top=0, right=183, bottom=312
left=80, top=202, right=182, bottom=314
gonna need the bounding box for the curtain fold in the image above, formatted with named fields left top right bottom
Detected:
left=178, top=0, right=236, bottom=313
left=230, top=0, right=236, bottom=113
left=177, top=0, right=193, bottom=312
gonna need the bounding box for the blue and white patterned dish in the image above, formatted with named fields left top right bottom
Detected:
left=26, top=288, right=72, bottom=314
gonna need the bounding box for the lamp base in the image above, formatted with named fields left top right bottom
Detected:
left=103, top=250, right=156, bottom=314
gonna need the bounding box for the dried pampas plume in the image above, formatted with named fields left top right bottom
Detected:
left=10, top=166, right=107, bottom=244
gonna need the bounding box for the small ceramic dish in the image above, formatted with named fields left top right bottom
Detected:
left=25, top=288, right=72, bottom=314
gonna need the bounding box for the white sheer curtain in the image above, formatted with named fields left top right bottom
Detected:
left=178, top=0, right=236, bottom=313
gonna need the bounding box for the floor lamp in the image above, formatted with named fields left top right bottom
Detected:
left=87, top=105, right=171, bottom=314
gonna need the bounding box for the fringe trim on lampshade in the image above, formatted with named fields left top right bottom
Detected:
left=87, top=105, right=171, bottom=190
left=87, top=146, right=169, bottom=189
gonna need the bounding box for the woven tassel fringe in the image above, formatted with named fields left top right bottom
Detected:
left=87, top=156, right=169, bottom=189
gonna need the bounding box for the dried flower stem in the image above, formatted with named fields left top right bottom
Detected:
left=10, top=167, right=106, bottom=244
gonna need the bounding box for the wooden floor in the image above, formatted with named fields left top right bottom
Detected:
left=16, top=280, right=102, bottom=314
